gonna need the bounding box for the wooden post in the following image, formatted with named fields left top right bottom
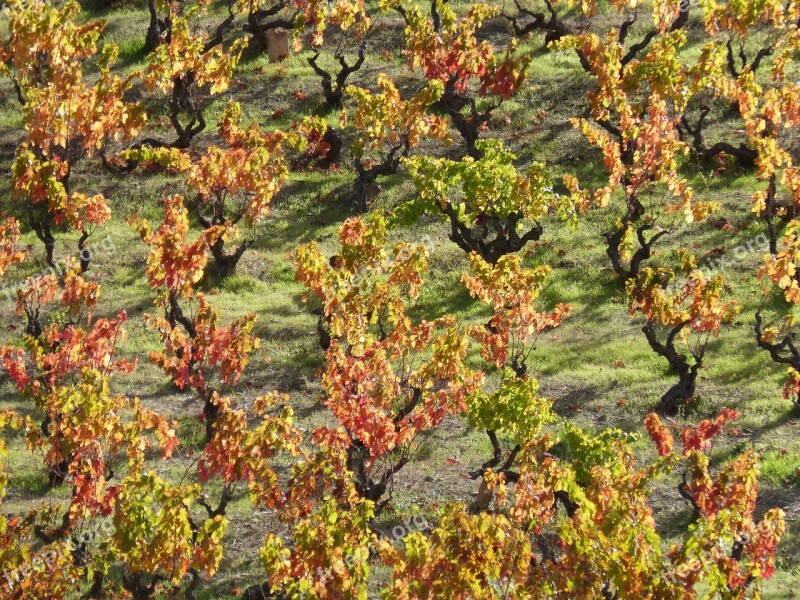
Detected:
left=267, top=28, right=289, bottom=63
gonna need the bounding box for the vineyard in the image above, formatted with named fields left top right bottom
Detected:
left=0, top=0, right=798, bottom=597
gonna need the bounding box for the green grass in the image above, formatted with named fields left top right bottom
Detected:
left=1, top=0, right=799, bottom=597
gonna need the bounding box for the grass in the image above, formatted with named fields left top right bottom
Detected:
left=1, top=0, right=799, bottom=597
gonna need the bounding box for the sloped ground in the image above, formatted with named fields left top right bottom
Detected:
left=0, top=1, right=798, bottom=596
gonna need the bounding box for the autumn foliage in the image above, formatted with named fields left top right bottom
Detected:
left=0, top=216, right=27, bottom=280
left=403, top=1, right=529, bottom=157
left=4, top=0, right=144, bottom=269
left=627, top=259, right=739, bottom=413
left=130, top=101, right=289, bottom=274
left=142, top=3, right=247, bottom=148
left=344, top=74, right=449, bottom=211
left=296, top=215, right=483, bottom=508
left=131, top=195, right=258, bottom=440
left=381, top=408, right=784, bottom=599
left=558, top=20, right=717, bottom=280
left=463, top=252, right=570, bottom=376
left=0, top=0, right=794, bottom=598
